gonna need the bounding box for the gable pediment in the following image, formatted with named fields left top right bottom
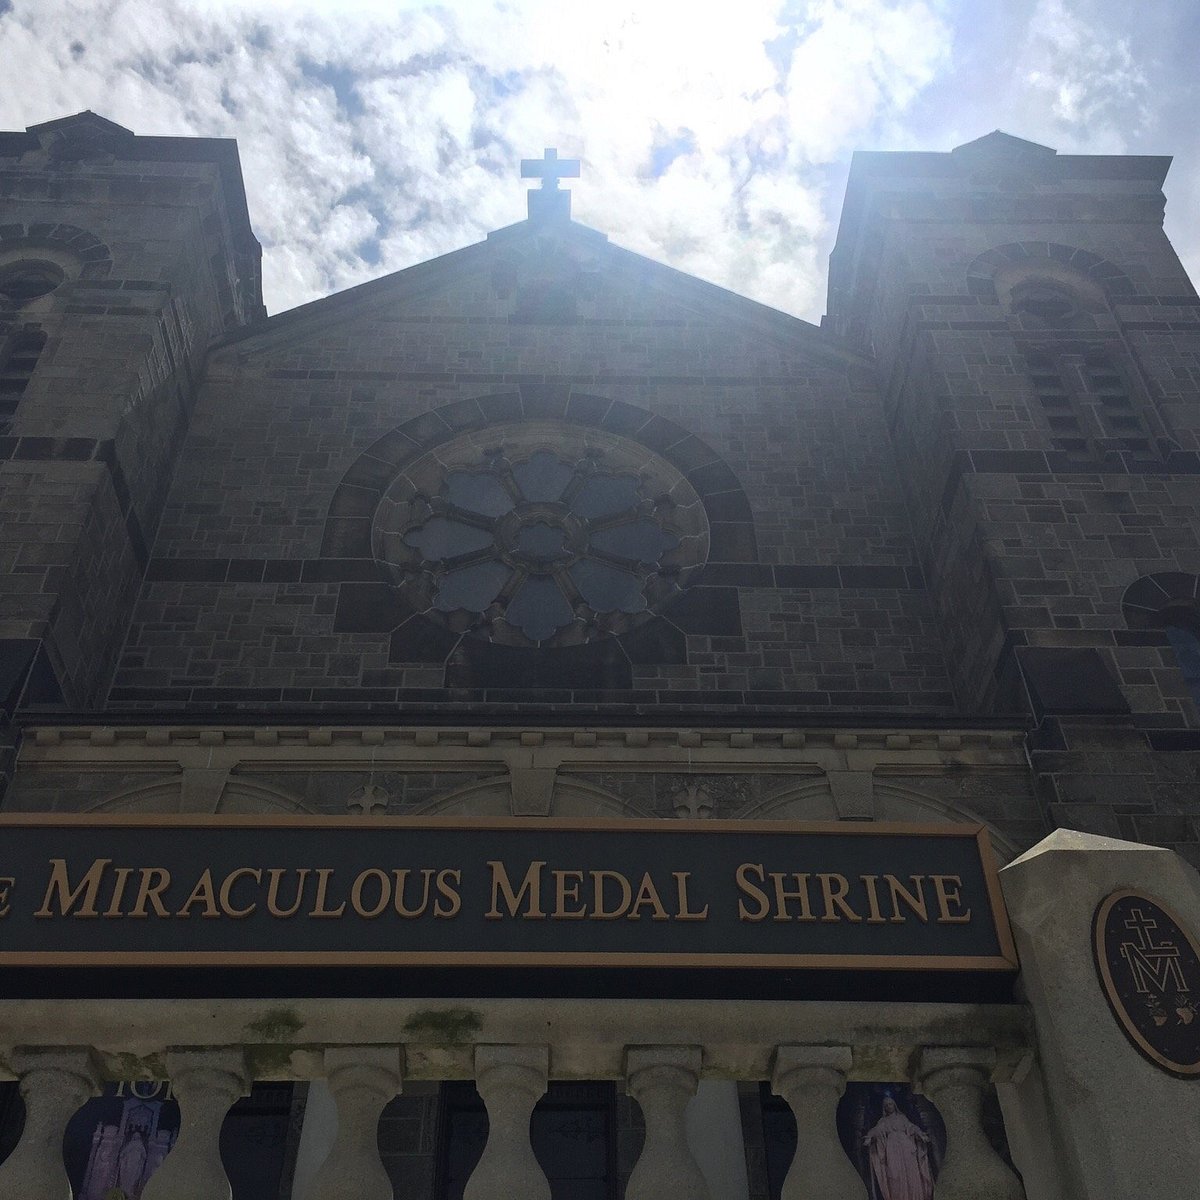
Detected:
left=218, top=218, right=865, bottom=370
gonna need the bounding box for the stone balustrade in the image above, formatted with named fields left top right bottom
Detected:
left=0, top=997, right=1034, bottom=1199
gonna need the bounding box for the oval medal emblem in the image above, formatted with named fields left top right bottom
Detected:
left=1093, top=890, right=1200, bottom=1076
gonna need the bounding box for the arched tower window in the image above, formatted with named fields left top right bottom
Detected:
left=0, top=260, right=65, bottom=306
left=1122, top=575, right=1200, bottom=714
left=0, top=330, right=47, bottom=434
left=1025, top=348, right=1155, bottom=464
left=1009, top=280, right=1095, bottom=331
left=971, top=242, right=1172, bottom=466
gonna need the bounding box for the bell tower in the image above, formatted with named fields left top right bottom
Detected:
left=828, top=131, right=1200, bottom=846
left=0, top=112, right=263, bottom=756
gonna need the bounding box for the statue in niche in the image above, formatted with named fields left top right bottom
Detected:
left=862, top=1095, right=934, bottom=1200
left=836, top=1084, right=945, bottom=1200
left=71, top=1084, right=178, bottom=1200
left=116, top=1127, right=149, bottom=1195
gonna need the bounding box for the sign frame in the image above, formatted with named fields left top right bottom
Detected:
left=0, top=813, right=1019, bottom=974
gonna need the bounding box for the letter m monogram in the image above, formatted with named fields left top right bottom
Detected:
left=1121, top=941, right=1189, bottom=995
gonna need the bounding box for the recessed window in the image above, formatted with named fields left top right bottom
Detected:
left=1165, top=623, right=1200, bottom=709
left=0, top=331, right=47, bottom=433
left=0, top=260, right=65, bottom=305
left=1009, top=281, right=1093, bottom=331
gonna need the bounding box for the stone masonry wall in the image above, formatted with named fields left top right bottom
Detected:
left=111, top=225, right=957, bottom=715
left=829, top=138, right=1200, bottom=862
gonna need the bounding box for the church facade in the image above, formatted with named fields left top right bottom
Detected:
left=0, top=111, right=1199, bottom=1199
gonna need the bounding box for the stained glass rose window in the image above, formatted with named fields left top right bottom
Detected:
left=373, top=423, right=709, bottom=646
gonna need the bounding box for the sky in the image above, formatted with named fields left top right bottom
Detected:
left=1, top=0, right=1197, bottom=324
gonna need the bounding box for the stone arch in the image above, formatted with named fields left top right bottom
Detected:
left=412, top=774, right=650, bottom=819
left=86, top=774, right=313, bottom=814
left=320, top=389, right=756, bottom=564
left=215, top=778, right=313, bottom=815
left=966, top=241, right=1135, bottom=303
left=0, top=222, right=113, bottom=280
left=87, top=776, right=182, bottom=813
left=736, top=778, right=1021, bottom=864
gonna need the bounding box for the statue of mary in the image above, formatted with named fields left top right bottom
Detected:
left=862, top=1095, right=935, bottom=1200
left=115, top=1128, right=149, bottom=1198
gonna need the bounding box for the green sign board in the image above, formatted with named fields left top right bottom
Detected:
left=0, top=815, right=1016, bottom=977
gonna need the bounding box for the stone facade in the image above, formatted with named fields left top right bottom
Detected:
left=1, top=114, right=1200, bottom=1199
left=1, top=119, right=1197, bottom=863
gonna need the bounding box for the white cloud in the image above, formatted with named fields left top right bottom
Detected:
left=0, top=0, right=1193, bottom=324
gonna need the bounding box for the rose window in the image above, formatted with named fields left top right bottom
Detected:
left=373, top=424, right=709, bottom=646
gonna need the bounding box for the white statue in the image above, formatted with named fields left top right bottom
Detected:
left=862, top=1095, right=934, bottom=1200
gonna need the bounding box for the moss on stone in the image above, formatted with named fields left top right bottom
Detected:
left=244, top=1007, right=304, bottom=1043
left=402, top=1008, right=483, bottom=1045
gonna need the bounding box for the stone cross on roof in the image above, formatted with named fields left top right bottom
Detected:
left=521, top=147, right=580, bottom=222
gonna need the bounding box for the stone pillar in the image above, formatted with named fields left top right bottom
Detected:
left=142, top=1049, right=248, bottom=1200
left=625, top=1045, right=711, bottom=1200
left=301, top=1047, right=402, bottom=1200
left=463, top=1045, right=550, bottom=1200
left=1001, top=829, right=1200, bottom=1199
left=0, top=1049, right=96, bottom=1200
left=685, top=1080, right=751, bottom=1200
left=772, top=1041, right=868, bottom=1200
left=916, top=1048, right=1023, bottom=1200
left=771, top=1045, right=866, bottom=1200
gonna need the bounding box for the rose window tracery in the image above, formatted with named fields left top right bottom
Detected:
left=373, top=424, right=709, bottom=646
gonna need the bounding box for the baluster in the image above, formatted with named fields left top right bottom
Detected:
left=141, top=1048, right=247, bottom=1200
left=625, top=1045, right=711, bottom=1200
left=772, top=1045, right=867, bottom=1200
left=916, top=1047, right=1025, bottom=1200
left=301, top=1047, right=402, bottom=1200
left=0, top=1048, right=97, bottom=1200
left=463, top=1044, right=550, bottom=1200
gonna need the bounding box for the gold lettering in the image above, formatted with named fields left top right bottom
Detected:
left=103, top=866, right=134, bottom=918
left=130, top=868, right=172, bottom=919
left=266, top=868, right=309, bottom=918
left=217, top=867, right=261, bottom=919
left=350, top=868, right=390, bottom=919
left=931, top=874, right=971, bottom=924
left=769, top=872, right=815, bottom=922
left=310, top=868, right=346, bottom=918
left=392, top=868, right=434, bottom=918
left=177, top=869, right=221, bottom=919
left=673, top=872, right=709, bottom=921
left=592, top=870, right=632, bottom=920
left=884, top=875, right=928, bottom=923
left=627, top=872, right=669, bottom=921
left=35, top=858, right=110, bottom=918
left=486, top=860, right=545, bottom=920
left=434, top=869, right=461, bottom=918
left=552, top=870, right=587, bottom=919
left=0, top=876, right=12, bottom=918
left=736, top=863, right=771, bottom=922
left=818, top=873, right=861, bottom=923
left=860, top=875, right=887, bottom=924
